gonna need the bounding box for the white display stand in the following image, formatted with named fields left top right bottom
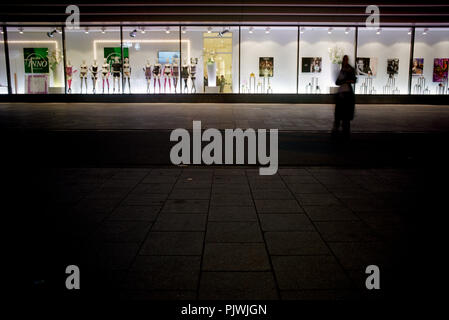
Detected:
left=207, top=61, right=217, bottom=87
left=205, top=86, right=220, bottom=93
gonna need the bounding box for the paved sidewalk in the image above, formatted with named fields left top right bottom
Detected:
left=25, top=166, right=426, bottom=301
left=1, top=103, right=449, bottom=132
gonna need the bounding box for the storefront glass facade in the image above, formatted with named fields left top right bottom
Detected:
left=1, top=25, right=448, bottom=96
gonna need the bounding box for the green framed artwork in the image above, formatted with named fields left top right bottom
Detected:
left=23, top=48, right=49, bottom=74
left=104, top=47, right=129, bottom=65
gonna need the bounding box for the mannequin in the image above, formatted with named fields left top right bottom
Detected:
left=101, top=58, right=110, bottom=93
left=111, top=56, right=122, bottom=93
left=90, top=60, right=99, bottom=94
left=172, top=58, right=180, bottom=93
left=190, top=57, right=198, bottom=93
left=163, top=58, right=172, bottom=93
left=181, top=58, right=190, bottom=93
left=79, top=60, right=88, bottom=93
left=123, top=57, right=131, bottom=93
left=65, top=60, right=77, bottom=93
left=153, top=58, right=162, bottom=94
left=143, top=60, right=152, bottom=93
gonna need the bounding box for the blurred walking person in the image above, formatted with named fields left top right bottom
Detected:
left=332, top=55, right=356, bottom=139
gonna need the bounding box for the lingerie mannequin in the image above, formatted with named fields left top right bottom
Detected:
left=101, top=58, right=110, bottom=94
left=111, top=56, right=122, bottom=93
left=163, top=58, right=172, bottom=93
left=65, top=60, right=77, bottom=93
left=190, top=57, right=198, bottom=93
left=172, top=58, right=180, bottom=93
left=153, top=58, right=162, bottom=94
left=90, top=60, right=99, bottom=94
left=181, top=59, right=190, bottom=93
left=142, top=60, right=152, bottom=93
left=123, top=57, right=131, bottom=93
left=79, top=60, right=88, bottom=93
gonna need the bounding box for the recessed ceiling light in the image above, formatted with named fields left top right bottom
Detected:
left=376, top=28, right=381, bottom=35
left=140, top=27, right=145, bottom=34
left=19, top=27, right=24, bottom=34
left=165, top=27, right=170, bottom=34
left=265, top=27, right=271, bottom=34
left=207, top=27, right=212, bottom=33
left=249, top=27, right=254, bottom=34
left=300, top=27, right=305, bottom=34
left=101, top=27, right=106, bottom=34
left=181, top=26, right=187, bottom=34
left=328, top=27, right=333, bottom=34
left=345, top=27, right=350, bottom=34
left=84, top=27, right=89, bottom=34
left=422, top=28, right=428, bottom=35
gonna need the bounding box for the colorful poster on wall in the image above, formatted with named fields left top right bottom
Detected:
left=433, top=58, right=449, bottom=82
left=387, top=58, right=399, bottom=75
left=259, top=57, right=274, bottom=77
left=301, top=57, right=322, bottom=73
left=23, top=48, right=49, bottom=74
left=412, top=58, right=424, bottom=76
left=356, top=57, right=377, bottom=76
left=158, top=51, right=180, bottom=64
left=104, top=47, right=129, bottom=65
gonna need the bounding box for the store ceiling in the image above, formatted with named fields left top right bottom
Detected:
left=1, top=1, right=448, bottom=25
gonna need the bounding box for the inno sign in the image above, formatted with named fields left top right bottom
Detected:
left=170, top=121, right=278, bottom=175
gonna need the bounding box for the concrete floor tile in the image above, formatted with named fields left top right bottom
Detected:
left=206, top=222, right=263, bottom=242
left=152, top=214, right=207, bottom=231
left=203, top=243, right=270, bottom=271
left=140, top=231, right=204, bottom=255
left=265, top=231, right=329, bottom=255
left=259, top=214, right=314, bottom=231
left=199, top=272, right=278, bottom=300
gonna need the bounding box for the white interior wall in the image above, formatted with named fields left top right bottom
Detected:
left=413, top=29, right=449, bottom=94
left=241, top=27, right=297, bottom=93
left=299, top=28, right=355, bottom=93
left=357, top=28, right=411, bottom=95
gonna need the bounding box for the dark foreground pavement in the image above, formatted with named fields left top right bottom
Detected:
left=5, top=165, right=445, bottom=304
left=2, top=103, right=447, bottom=307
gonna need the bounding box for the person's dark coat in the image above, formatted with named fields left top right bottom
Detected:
left=335, top=66, right=356, bottom=121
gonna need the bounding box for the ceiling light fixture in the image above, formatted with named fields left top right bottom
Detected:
left=422, top=28, right=428, bottom=35
left=129, top=29, right=137, bottom=38
left=47, top=29, right=57, bottom=38
left=300, top=27, right=305, bottom=34
left=345, top=27, right=350, bottom=34
left=165, top=27, right=170, bottom=34
left=140, top=27, right=146, bottom=34
left=84, top=27, right=89, bottom=34
left=265, top=27, right=271, bottom=34
left=101, top=27, right=106, bottom=34
left=207, top=27, right=212, bottom=33
left=19, top=27, right=24, bottom=34
left=249, top=27, right=254, bottom=34
left=181, top=26, right=187, bottom=34
left=328, top=27, right=333, bottom=34
left=376, top=28, right=381, bottom=35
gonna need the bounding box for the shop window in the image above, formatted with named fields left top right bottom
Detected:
left=65, top=26, right=121, bottom=94
left=181, top=26, right=239, bottom=94
left=240, top=26, right=297, bottom=94
left=122, top=26, right=180, bottom=94
left=7, top=26, right=64, bottom=94
left=299, top=27, right=356, bottom=94
left=412, top=28, right=449, bottom=95
left=356, top=27, right=411, bottom=95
